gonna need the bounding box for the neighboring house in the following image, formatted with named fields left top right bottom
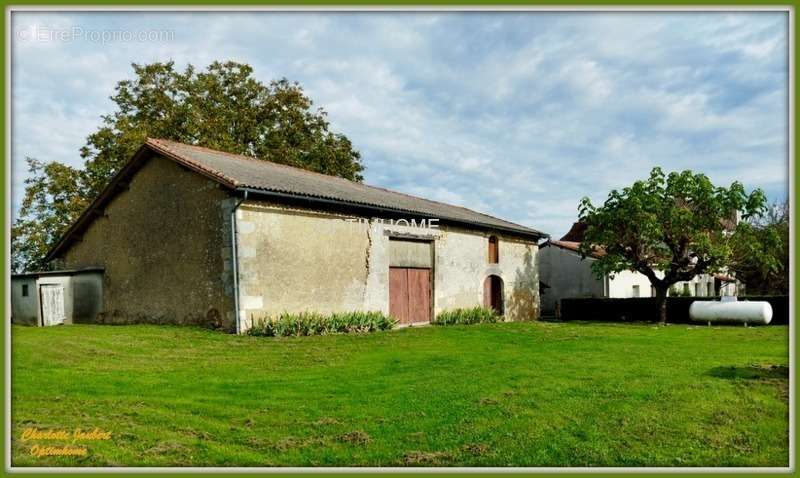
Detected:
left=24, top=139, right=546, bottom=332
left=538, top=222, right=739, bottom=316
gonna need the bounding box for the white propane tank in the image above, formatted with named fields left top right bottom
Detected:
left=689, top=300, right=773, bottom=325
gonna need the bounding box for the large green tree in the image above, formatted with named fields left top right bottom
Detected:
left=578, top=168, right=777, bottom=323
left=730, top=199, right=788, bottom=295
left=12, top=60, right=363, bottom=272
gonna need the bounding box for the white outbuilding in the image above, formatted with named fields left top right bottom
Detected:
left=10, top=268, right=104, bottom=326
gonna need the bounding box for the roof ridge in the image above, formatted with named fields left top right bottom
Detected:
left=147, top=137, right=366, bottom=186
left=146, top=138, right=239, bottom=187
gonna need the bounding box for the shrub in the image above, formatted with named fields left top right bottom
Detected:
left=669, top=286, right=692, bottom=298
left=248, top=311, right=396, bottom=337
left=432, top=307, right=499, bottom=326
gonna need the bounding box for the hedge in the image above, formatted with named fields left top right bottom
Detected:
left=559, top=296, right=789, bottom=325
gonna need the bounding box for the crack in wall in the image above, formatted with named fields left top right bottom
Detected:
left=362, top=220, right=373, bottom=305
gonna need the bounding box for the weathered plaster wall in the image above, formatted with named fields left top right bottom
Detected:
left=432, top=227, right=539, bottom=321
left=70, top=272, right=105, bottom=323
left=235, top=202, right=540, bottom=330
left=10, top=277, right=38, bottom=325
left=58, top=155, right=232, bottom=329
left=610, top=270, right=725, bottom=298
left=538, top=245, right=604, bottom=315
left=234, top=202, right=372, bottom=329
left=608, top=270, right=654, bottom=298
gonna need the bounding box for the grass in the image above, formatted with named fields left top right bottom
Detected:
left=11, top=321, right=789, bottom=467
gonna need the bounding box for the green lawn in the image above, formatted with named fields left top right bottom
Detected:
left=11, top=321, right=789, bottom=467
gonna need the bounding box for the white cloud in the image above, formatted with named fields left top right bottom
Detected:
left=9, top=11, right=789, bottom=237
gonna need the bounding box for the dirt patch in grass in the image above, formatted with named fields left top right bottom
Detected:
left=708, top=363, right=789, bottom=401
left=273, top=435, right=326, bottom=451
left=462, top=443, right=490, bottom=456
left=708, top=364, right=788, bottom=381
left=402, top=450, right=452, bottom=466
left=144, top=441, right=191, bottom=457
left=338, top=430, right=371, bottom=445
left=313, top=417, right=341, bottom=427
left=178, top=428, right=211, bottom=441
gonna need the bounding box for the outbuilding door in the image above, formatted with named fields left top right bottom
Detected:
left=40, top=284, right=65, bottom=326
left=389, top=267, right=431, bottom=325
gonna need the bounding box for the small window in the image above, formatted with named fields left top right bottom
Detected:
left=683, top=283, right=690, bottom=295
left=632, top=285, right=640, bottom=297
left=694, top=283, right=700, bottom=297
left=21, top=284, right=28, bottom=297
left=650, top=286, right=656, bottom=297
left=488, top=236, right=499, bottom=264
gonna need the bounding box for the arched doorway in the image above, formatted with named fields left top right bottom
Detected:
left=483, top=275, right=504, bottom=315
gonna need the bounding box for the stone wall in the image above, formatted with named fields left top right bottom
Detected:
left=233, top=202, right=373, bottom=330
left=235, top=201, right=540, bottom=331
left=432, top=227, right=539, bottom=321
left=58, top=154, right=233, bottom=329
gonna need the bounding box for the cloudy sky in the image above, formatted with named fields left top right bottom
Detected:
left=11, top=11, right=788, bottom=238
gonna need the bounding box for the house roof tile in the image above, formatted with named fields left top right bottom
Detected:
left=547, top=239, right=606, bottom=258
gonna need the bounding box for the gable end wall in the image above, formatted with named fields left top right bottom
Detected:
left=56, top=154, right=233, bottom=329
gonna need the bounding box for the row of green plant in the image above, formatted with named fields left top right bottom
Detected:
left=432, top=307, right=500, bottom=326
left=248, top=311, right=396, bottom=337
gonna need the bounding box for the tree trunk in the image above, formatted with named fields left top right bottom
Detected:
left=654, top=285, right=668, bottom=324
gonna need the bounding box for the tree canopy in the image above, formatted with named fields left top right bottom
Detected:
left=578, top=167, right=776, bottom=323
left=730, top=199, right=788, bottom=295
left=12, top=60, right=363, bottom=272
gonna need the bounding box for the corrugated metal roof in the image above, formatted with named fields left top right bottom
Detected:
left=12, top=267, right=104, bottom=278
left=146, top=138, right=546, bottom=237
left=46, top=139, right=546, bottom=262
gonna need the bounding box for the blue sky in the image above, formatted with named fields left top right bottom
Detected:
left=11, top=11, right=789, bottom=238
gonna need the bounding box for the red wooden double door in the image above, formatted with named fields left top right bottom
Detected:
left=389, top=267, right=431, bottom=325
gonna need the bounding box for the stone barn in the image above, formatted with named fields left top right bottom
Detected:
left=44, top=139, right=547, bottom=333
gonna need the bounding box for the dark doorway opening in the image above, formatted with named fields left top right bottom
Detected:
left=483, top=275, right=504, bottom=315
